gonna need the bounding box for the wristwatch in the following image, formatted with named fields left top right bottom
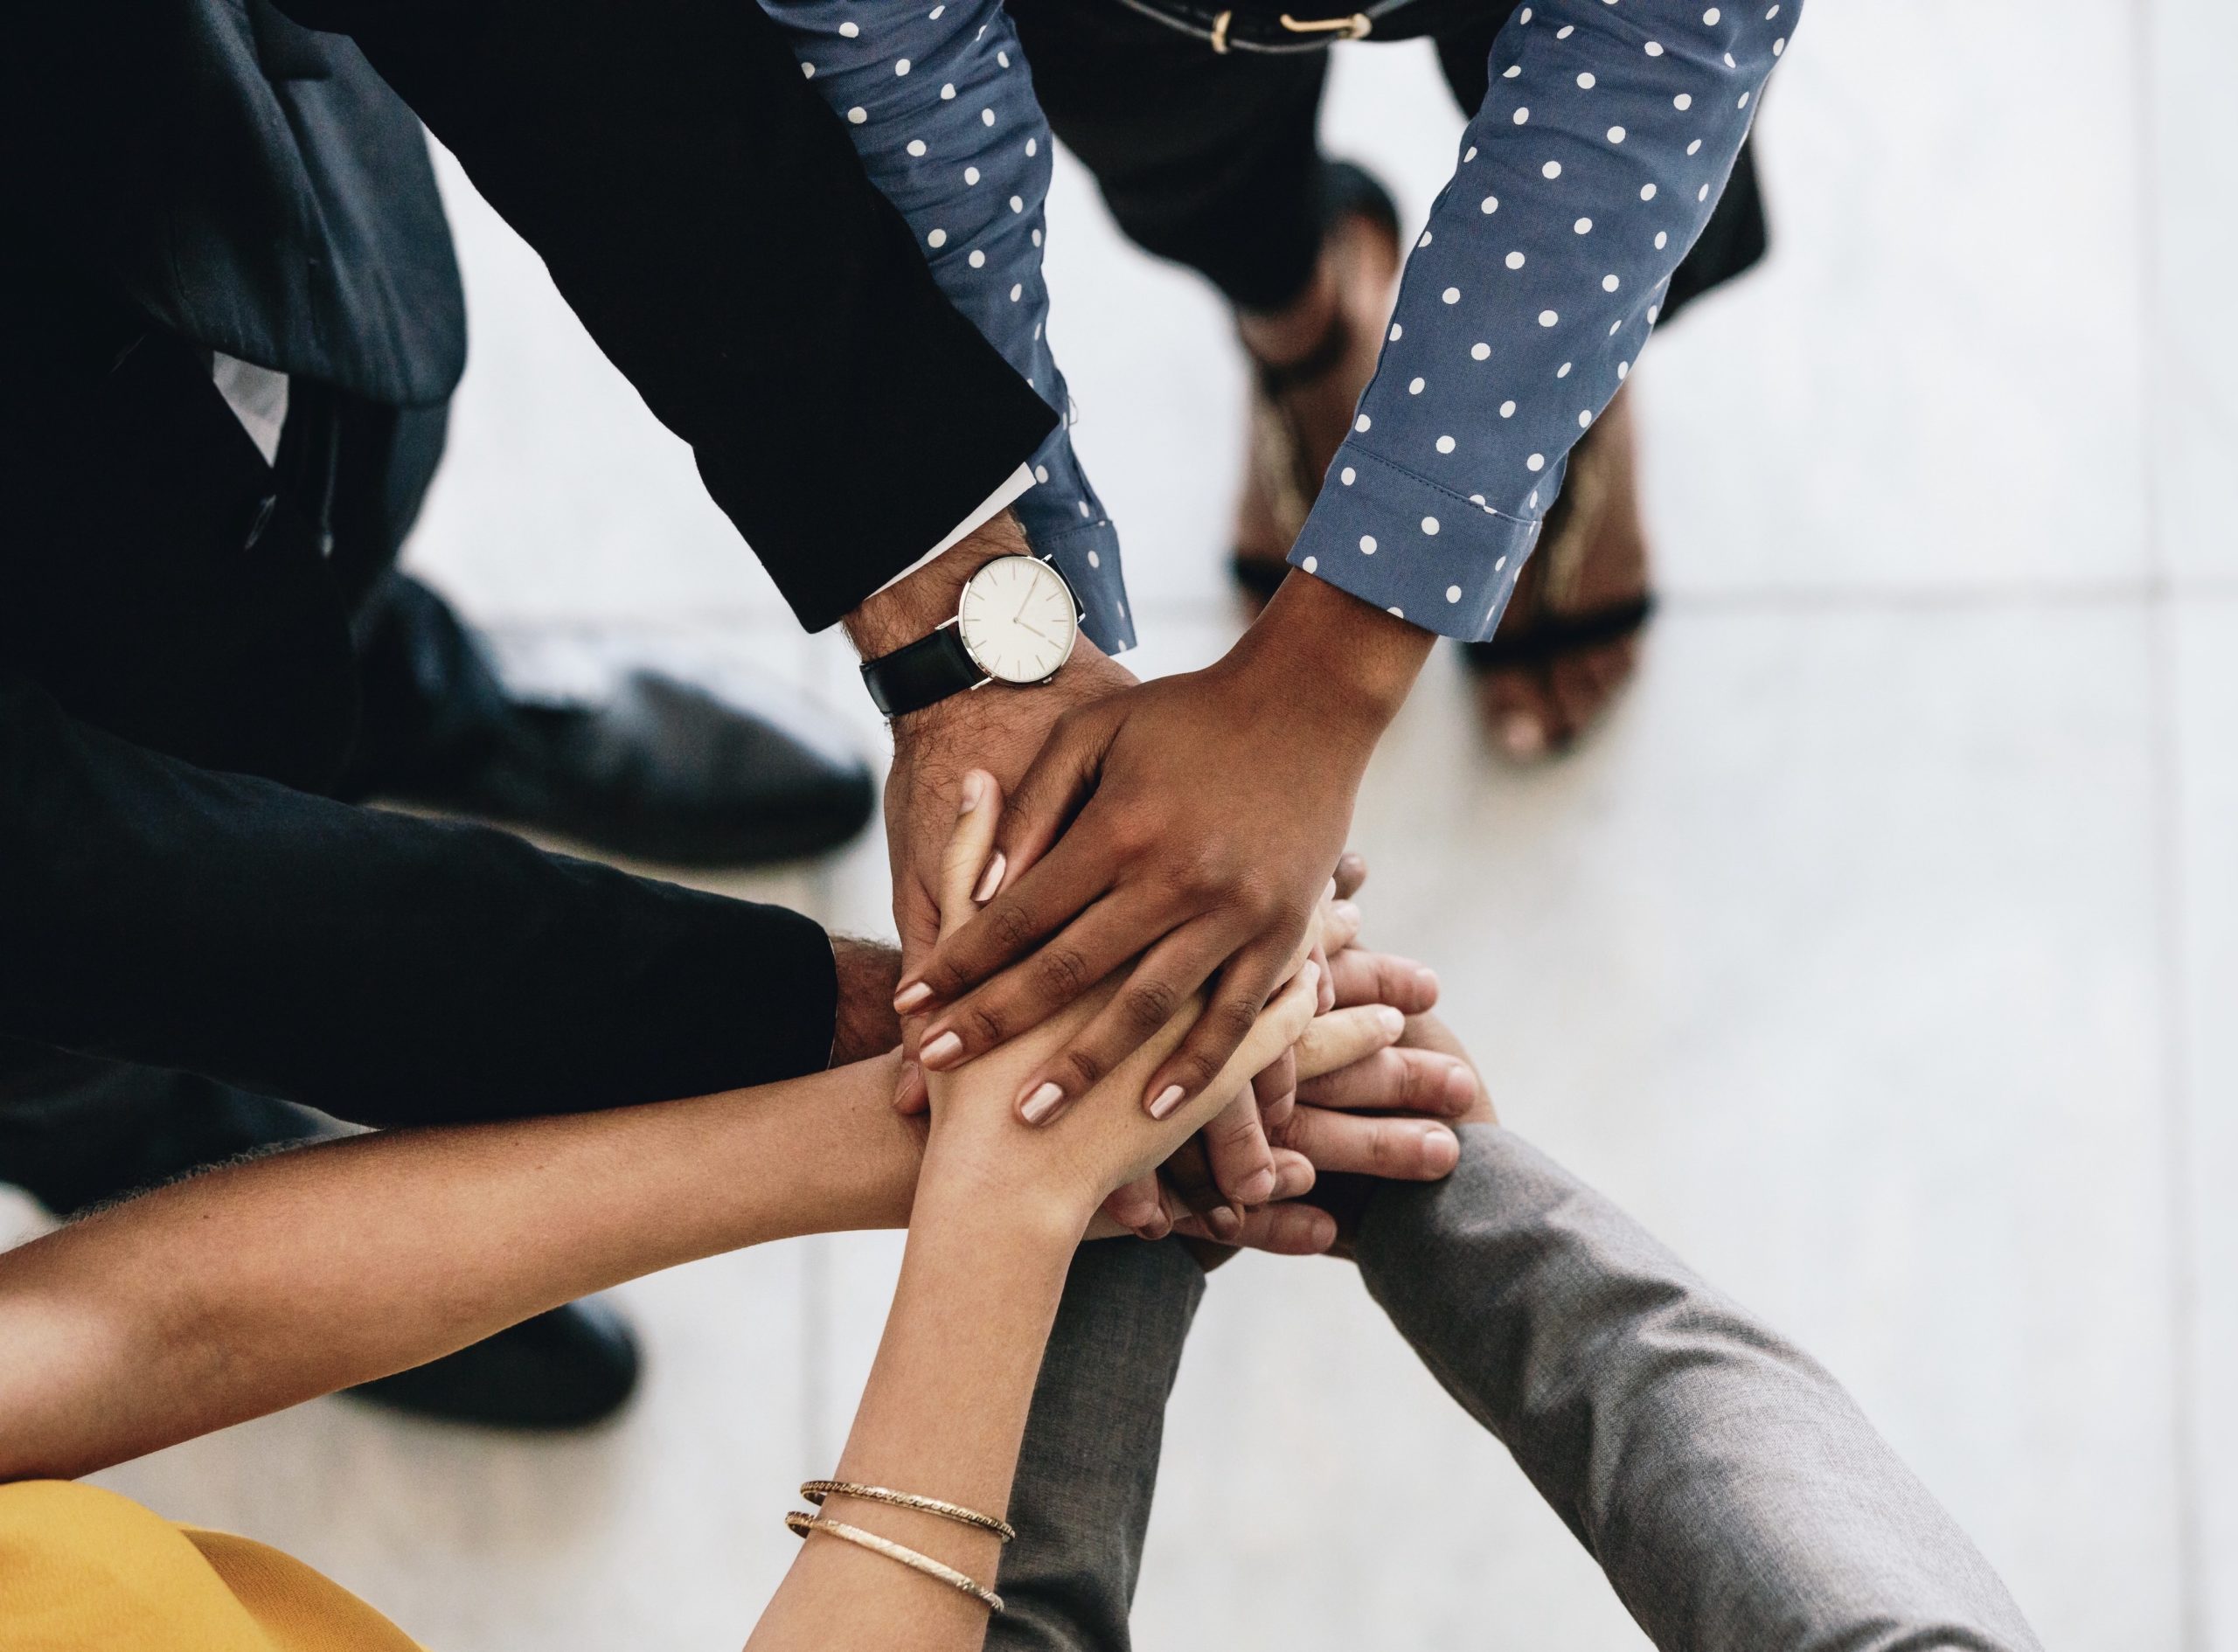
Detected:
left=860, top=553, right=1081, bottom=717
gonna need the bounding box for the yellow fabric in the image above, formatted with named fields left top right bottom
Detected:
left=0, top=1482, right=425, bottom=1652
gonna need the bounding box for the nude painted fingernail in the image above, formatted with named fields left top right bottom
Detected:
left=1376, top=1005, right=1406, bottom=1038
left=1148, top=1084, right=1186, bottom=1120
left=972, top=851, right=1006, bottom=906
left=893, top=981, right=933, bottom=1014
left=1238, top=1166, right=1276, bottom=1204
left=920, top=1030, right=963, bottom=1069
left=958, top=772, right=984, bottom=815
left=1019, top=1081, right=1064, bottom=1124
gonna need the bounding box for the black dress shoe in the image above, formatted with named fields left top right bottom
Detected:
left=0, top=1042, right=641, bottom=1433
left=347, top=1295, right=639, bottom=1430
left=344, top=575, right=874, bottom=868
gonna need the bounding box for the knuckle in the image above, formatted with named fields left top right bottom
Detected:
left=987, top=903, right=1039, bottom=954
left=1174, top=1051, right=1224, bottom=1092
left=1057, top=1045, right=1108, bottom=1090
left=961, top=1003, right=1009, bottom=1048
left=1035, top=945, right=1092, bottom=1000
left=1211, top=996, right=1261, bottom=1044
left=1120, top=976, right=1180, bottom=1031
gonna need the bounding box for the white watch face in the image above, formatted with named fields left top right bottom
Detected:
left=956, top=555, right=1079, bottom=685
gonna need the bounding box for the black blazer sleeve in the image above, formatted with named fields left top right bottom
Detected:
left=0, top=676, right=838, bottom=1127
left=275, top=0, right=1061, bottom=631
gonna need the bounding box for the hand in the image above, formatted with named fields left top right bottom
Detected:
left=842, top=513, right=1136, bottom=1110
left=900, top=575, right=1435, bottom=1145
left=916, top=771, right=1318, bottom=1230
left=1097, top=957, right=1471, bottom=1254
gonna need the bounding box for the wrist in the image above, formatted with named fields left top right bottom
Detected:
left=830, top=936, right=904, bottom=1066
left=914, top=1133, right=1096, bottom=1249
left=843, top=511, right=1031, bottom=663
left=1225, top=571, right=1434, bottom=742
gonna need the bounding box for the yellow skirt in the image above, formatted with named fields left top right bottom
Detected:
left=0, top=1480, right=424, bottom=1652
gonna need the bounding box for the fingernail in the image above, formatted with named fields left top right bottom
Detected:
left=958, top=772, right=984, bottom=815
left=893, top=1059, right=919, bottom=1104
left=1331, top=899, right=1362, bottom=928
left=1445, top=1062, right=1477, bottom=1107
left=1376, top=1005, right=1406, bottom=1038
left=1323, top=878, right=1338, bottom=903
left=893, top=981, right=933, bottom=1015
left=1422, top=1124, right=1461, bottom=1172
left=1209, top=1206, right=1243, bottom=1241
left=1148, top=1083, right=1186, bottom=1120
left=1502, top=714, right=1546, bottom=758
left=972, top=851, right=1006, bottom=906
left=1414, top=967, right=1440, bottom=1000
left=1238, top=1166, right=1276, bottom=1204
left=1019, top=1081, right=1064, bottom=1124
left=920, top=1030, right=963, bottom=1069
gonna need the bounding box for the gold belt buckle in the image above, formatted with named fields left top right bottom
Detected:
left=1278, top=10, right=1373, bottom=38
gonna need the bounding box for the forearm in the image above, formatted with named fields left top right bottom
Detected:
left=1290, top=0, right=1797, bottom=638
left=1356, top=1128, right=2040, bottom=1651
left=750, top=1179, right=1079, bottom=1652
left=0, top=1059, right=918, bottom=1482
left=1228, top=568, right=1437, bottom=741
left=0, top=677, right=836, bottom=1122
left=761, top=0, right=1133, bottom=651
left=275, top=0, right=1056, bottom=628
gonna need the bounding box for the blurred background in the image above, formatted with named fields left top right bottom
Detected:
left=7, top=1, right=2233, bottom=1644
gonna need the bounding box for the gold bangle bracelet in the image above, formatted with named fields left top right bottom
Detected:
left=799, top=1480, right=1017, bottom=1544
left=786, top=1512, right=1004, bottom=1614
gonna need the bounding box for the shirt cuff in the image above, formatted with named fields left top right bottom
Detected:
left=1288, top=442, right=1545, bottom=642
left=869, top=462, right=1037, bottom=598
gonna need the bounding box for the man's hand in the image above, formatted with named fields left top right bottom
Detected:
left=897, top=574, right=1434, bottom=1132
left=842, top=512, right=1135, bottom=1107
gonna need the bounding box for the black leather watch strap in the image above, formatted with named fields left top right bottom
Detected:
left=861, top=625, right=984, bottom=717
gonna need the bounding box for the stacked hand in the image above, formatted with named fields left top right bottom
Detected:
left=859, top=536, right=1436, bottom=1214
left=917, top=770, right=1321, bottom=1229
left=1099, top=852, right=1491, bottom=1254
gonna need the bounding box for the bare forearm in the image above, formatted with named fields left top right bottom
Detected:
left=749, top=1180, right=1078, bottom=1652
left=0, top=1059, right=918, bottom=1482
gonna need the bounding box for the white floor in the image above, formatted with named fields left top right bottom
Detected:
left=25, top=2, right=2235, bottom=1646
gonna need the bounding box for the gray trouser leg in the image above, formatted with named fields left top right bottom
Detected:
left=1354, top=1125, right=2043, bottom=1652
left=989, top=1237, right=1205, bottom=1652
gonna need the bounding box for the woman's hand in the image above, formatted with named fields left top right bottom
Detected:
left=915, top=772, right=1319, bottom=1234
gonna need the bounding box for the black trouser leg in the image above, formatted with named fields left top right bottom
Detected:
left=0, top=1038, right=324, bottom=1218
left=1011, top=0, right=1767, bottom=323
left=1006, top=0, right=1331, bottom=313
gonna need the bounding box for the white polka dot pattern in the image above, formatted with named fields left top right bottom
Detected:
left=1289, top=0, right=1799, bottom=641
left=762, top=0, right=1131, bottom=651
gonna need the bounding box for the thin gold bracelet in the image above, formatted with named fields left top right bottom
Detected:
left=800, top=1480, right=1017, bottom=1544
left=786, top=1512, right=1004, bottom=1613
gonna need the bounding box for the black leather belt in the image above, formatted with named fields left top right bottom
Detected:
left=1107, top=0, right=1421, bottom=53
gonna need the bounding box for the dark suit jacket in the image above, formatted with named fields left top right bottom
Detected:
left=0, top=0, right=1056, bottom=1122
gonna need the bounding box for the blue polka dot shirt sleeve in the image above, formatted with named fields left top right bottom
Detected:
left=762, top=0, right=1135, bottom=653
left=1290, top=0, right=1801, bottom=638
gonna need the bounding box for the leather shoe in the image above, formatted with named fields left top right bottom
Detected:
left=344, top=575, right=875, bottom=868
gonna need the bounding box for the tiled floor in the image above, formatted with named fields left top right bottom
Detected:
left=30, top=3, right=2233, bottom=1647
